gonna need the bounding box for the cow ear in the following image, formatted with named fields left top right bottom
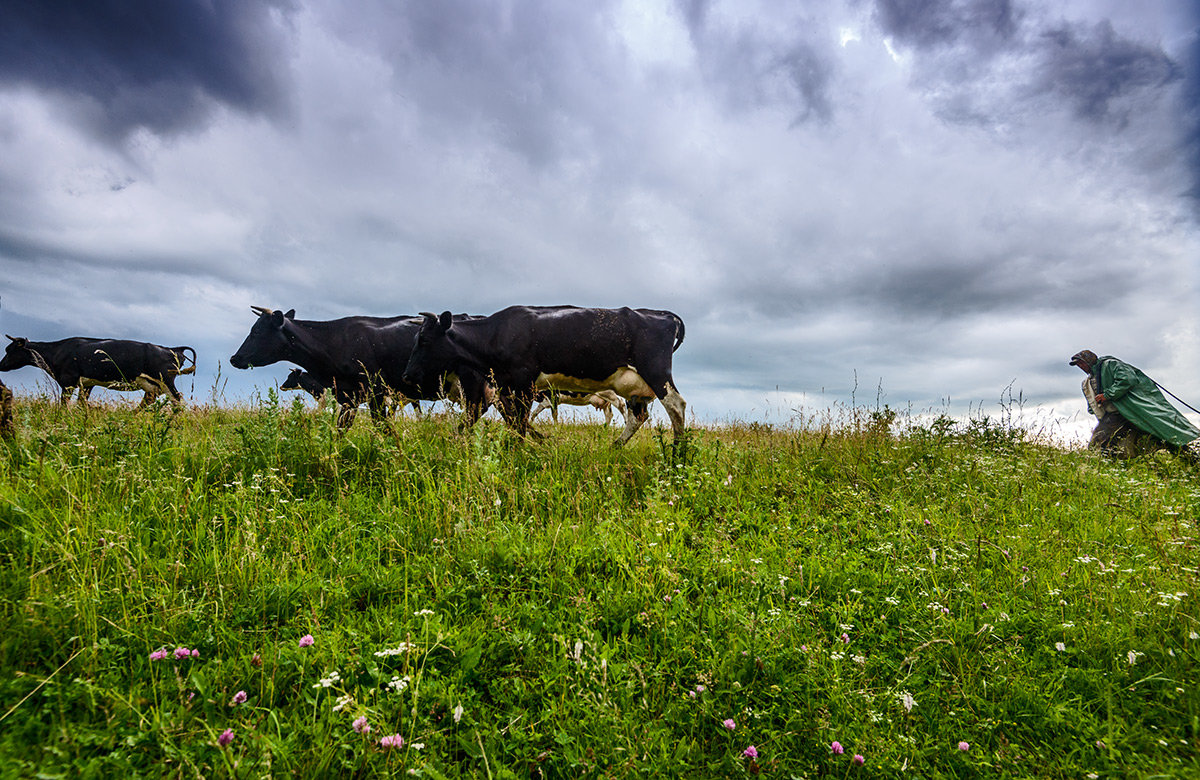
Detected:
left=285, top=309, right=296, bottom=319
left=439, top=311, right=453, bottom=331
left=269, top=310, right=286, bottom=328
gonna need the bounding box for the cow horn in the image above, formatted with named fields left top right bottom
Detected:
left=250, top=305, right=275, bottom=316
left=419, top=311, right=438, bottom=319
left=4, top=335, right=13, bottom=341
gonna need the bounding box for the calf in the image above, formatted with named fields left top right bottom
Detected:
left=0, top=335, right=195, bottom=407
left=281, top=367, right=422, bottom=417
left=403, top=305, right=686, bottom=446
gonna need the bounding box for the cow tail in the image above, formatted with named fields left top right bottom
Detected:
left=671, top=314, right=686, bottom=353
left=174, top=346, right=197, bottom=375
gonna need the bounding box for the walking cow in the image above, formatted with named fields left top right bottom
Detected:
left=402, top=305, right=686, bottom=446
left=0, top=336, right=196, bottom=407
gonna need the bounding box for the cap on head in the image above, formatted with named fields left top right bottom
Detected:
left=1069, top=350, right=1098, bottom=368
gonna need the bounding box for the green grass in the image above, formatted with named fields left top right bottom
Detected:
left=0, top=395, right=1197, bottom=778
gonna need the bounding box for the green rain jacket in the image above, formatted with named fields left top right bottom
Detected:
left=1094, top=356, right=1200, bottom=447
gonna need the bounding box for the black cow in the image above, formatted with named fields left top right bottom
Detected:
left=0, top=335, right=196, bottom=407
left=229, top=307, right=468, bottom=427
left=402, top=305, right=686, bottom=446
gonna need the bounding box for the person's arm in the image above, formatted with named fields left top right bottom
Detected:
left=1098, top=359, right=1140, bottom=403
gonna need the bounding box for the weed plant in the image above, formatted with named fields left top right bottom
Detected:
left=0, top=396, right=1197, bottom=777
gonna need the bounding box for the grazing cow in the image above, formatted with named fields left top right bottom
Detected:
left=532, top=389, right=628, bottom=426
left=0, top=335, right=196, bottom=407
left=402, top=305, right=686, bottom=446
left=230, top=307, right=471, bottom=427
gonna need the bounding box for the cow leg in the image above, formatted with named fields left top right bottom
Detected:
left=337, top=404, right=357, bottom=429
left=135, top=375, right=165, bottom=408
left=615, top=398, right=651, bottom=446
left=531, top=400, right=549, bottom=421
left=77, top=386, right=92, bottom=407
left=659, top=381, right=687, bottom=440
left=60, top=387, right=74, bottom=406
left=601, top=402, right=613, bottom=426
left=164, top=375, right=185, bottom=406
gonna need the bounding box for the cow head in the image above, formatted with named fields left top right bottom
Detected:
left=280, top=368, right=304, bottom=390
left=0, top=336, right=33, bottom=372
left=402, top=311, right=455, bottom=387
left=230, top=307, right=296, bottom=369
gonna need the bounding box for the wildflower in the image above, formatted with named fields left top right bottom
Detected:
left=853, top=754, right=865, bottom=766
left=1127, top=650, right=1142, bottom=666
left=723, top=719, right=737, bottom=730
left=380, top=734, right=404, bottom=749
left=314, top=671, right=341, bottom=688
left=841, top=633, right=850, bottom=644
left=899, top=691, right=916, bottom=712
left=333, top=693, right=354, bottom=712
left=958, top=741, right=970, bottom=751
left=453, top=703, right=464, bottom=724
left=218, top=729, right=234, bottom=748
left=743, top=745, right=758, bottom=759
left=387, top=675, right=411, bottom=693
left=251, top=653, right=262, bottom=667
left=414, top=609, right=435, bottom=617
left=353, top=716, right=371, bottom=735
left=299, top=634, right=314, bottom=648
left=192, top=649, right=200, bottom=658
left=230, top=690, right=248, bottom=706
left=149, top=649, right=169, bottom=662
left=1055, top=642, right=1066, bottom=652
left=174, top=647, right=193, bottom=660
left=831, top=741, right=844, bottom=755
left=374, top=643, right=416, bottom=657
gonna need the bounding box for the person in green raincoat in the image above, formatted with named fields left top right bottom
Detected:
left=1070, top=350, right=1200, bottom=457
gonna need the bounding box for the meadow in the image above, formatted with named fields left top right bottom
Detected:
left=0, top=393, right=1197, bottom=778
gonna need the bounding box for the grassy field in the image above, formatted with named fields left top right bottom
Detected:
left=0, top=394, right=1197, bottom=778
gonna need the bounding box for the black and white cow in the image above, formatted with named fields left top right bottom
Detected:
left=230, top=307, right=469, bottom=427
left=402, top=305, right=686, bottom=446
left=531, top=389, right=628, bottom=426
left=0, top=336, right=196, bottom=407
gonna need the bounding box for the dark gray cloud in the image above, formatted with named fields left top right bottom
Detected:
left=1186, top=30, right=1200, bottom=212
left=875, top=0, right=1019, bottom=49
left=317, top=0, right=632, bottom=168
left=1035, top=20, right=1180, bottom=124
left=0, top=0, right=296, bottom=144
left=675, top=0, right=836, bottom=123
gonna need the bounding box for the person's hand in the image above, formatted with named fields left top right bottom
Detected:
left=1095, top=393, right=1107, bottom=404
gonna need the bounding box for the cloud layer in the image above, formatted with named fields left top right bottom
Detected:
left=0, top=0, right=1195, bottom=439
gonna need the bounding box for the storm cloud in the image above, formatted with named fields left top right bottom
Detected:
left=0, top=0, right=295, bottom=143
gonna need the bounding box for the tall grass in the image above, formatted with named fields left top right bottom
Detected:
left=0, top=396, right=1197, bottom=777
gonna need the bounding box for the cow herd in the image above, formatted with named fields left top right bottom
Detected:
left=0, top=304, right=687, bottom=446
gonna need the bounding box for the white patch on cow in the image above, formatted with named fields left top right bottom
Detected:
left=535, top=368, right=654, bottom=400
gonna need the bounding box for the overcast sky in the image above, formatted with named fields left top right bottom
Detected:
left=0, top=0, right=1196, bottom=442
